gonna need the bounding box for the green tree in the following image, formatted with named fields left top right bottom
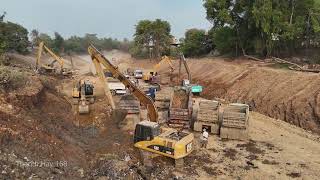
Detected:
left=38, top=33, right=53, bottom=47
left=203, top=0, right=320, bottom=57
left=0, top=11, right=6, bottom=22
left=52, top=32, right=65, bottom=54
left=65, top=36, right=86, bottom=53
left=30, top=29, right=40, bottom=48
left=212, top=27, right=237, bottom=55
left=181, top=29, right=211, bottom=57
left=132, top=19, right=172, bottom=59
left=0, top=21, right=29, bottom=54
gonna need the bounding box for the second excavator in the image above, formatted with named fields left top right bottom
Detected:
left=72, top=80, right=95, bottom=114
left=88, top=44, right=194, bottom=165
left=36, top=41, right=72, bottom=75
left=142, top=55, right=175, bottom=84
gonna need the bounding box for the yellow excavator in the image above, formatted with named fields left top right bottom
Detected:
left=88, top=45, right=194, bottom=164
left=142, top=55, right=175, bottom=83
left=72, top=80, right=95, bottom=114
left=36, top=41, right=72, bottom=75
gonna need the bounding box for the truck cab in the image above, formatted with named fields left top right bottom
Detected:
left=182, top=79, right=203, bottom=95
left=134, top=69, right=143, bottom=79
left=107, top=78, right=126, bottom=95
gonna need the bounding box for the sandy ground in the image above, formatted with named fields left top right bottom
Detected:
left=1, top=50, right=320, bottom=179
left=113, top=52, right=320, bottom=179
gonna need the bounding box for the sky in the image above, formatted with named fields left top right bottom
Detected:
left=1, top=0, right=212, bottom=40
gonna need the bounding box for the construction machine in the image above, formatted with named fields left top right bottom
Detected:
left=88, top=44, right=194, bottom=164
left=178, top=53, right=203, bottom=95
left=36, top=41, right=72, bottom=75
left=142, top=55, right=175, bottom=83
left=72, top=80, right=94, bottom=114
left=220, top=103, right=249, bottom=141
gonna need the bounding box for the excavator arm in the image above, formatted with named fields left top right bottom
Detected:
left=36, top=42, right=44, bottom=70
left=42, top=44, right=65, bottom=69
left=88, top=44, right=158, bottom=122
left=154, top=56, right=174, bottom=72
left=36, top=41, right=65, bottom=69
left=180, top=53, right=191, bottom=82
left=91, top=54, right=116, bottom=110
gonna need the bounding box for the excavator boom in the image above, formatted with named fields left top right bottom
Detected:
left=179, top=53, right=191, bottom=82
left=88, top=44, right=158, bottom=122
left=91, top=55, right=116, bottom=110
left=42, top=44, right=65, bottom=69
left=154, top=55, right=174, bottom=72
left=36, top=42, right=44, bottom=69
left=36, top=41, right=66, bottom=70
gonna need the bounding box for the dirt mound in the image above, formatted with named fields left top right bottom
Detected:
left=159, top=58, right=320, bottom=134
left=4, top=74, right=43, bottom=109
left=171, top=89, right=188, bottom=108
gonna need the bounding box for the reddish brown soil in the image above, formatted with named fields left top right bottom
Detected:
left=159, top=58, right=320, bottom=134
left=171, top=89, right=188, bottom=108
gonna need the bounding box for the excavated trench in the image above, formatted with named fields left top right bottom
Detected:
left=0, top=75, right=143, bottom=179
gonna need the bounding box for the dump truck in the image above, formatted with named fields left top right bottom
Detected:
left=154, top=87, right=172, bottom=110
left=220, top=103, right=249, bottom=141
left=194, top=99, right=221, bottom=134
left=108, top=79, right=126, bottom=95
left=119, top=95, right=140, bottom=114
left=168, top=87, right=193, bottom=129
left=118, top=95, right=141, bottom=130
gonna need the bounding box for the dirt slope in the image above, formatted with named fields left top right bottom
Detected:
left=2, top=52, right=320, bottom=179
left=158, top=58, right=320, bottom=134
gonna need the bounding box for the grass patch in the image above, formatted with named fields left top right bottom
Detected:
left=0, top=65, right=27, bottom=91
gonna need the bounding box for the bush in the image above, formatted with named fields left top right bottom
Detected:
left=0, top=66, right=27, bottom=91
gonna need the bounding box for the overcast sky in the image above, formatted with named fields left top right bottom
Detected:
left=1, top=0, right=212, bottom=40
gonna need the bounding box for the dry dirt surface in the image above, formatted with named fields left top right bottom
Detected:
left=1, top=51, right=320, bottom=179
left=156, top=57, right=320, bottom=134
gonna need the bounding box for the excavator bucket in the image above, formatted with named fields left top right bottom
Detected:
left=79, top=101, right=89, bottom=114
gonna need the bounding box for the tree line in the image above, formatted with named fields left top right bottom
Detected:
left=30, top=30, right=131, bottom=55
left=1, top=0, right=320, bottom=60
left=0, top=13, right=131, bottom=57
left=131, top=0, right=320, bottom=59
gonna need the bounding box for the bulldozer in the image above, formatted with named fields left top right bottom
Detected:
left=88, top=44, right=194, bottom=166
left=36, top=41, right=72, bottom=75
left=72, top=80, right=94, bottom=114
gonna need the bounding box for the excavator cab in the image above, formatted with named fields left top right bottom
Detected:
left=134, top=121, right=160, bottom=143
left=73, top=80, right=95, bottom=113
left=83, top=80, right=94, bottom=96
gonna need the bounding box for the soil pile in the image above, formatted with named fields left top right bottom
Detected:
left=171, top=89, right=188, bottom=108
